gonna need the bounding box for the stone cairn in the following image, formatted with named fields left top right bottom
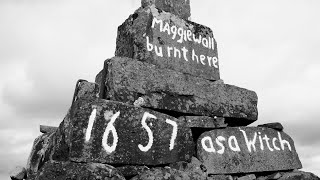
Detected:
left=11, top=1, right=320, bottom=180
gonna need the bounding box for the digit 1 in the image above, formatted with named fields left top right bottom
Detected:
left=138, top=112, right=156, bottom=152
left=102, top=111, right=120, bottom=153
left=85, top=108, right=97, bottom=142
left=166, top=119, right=178, bottom=150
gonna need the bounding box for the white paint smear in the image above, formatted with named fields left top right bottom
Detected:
left=102, top=111, right=120, bottom=153
left=166, top=119, right=178, bottom=150
left=138, top=112, right=156, bottom=152
left=85, top=108, right=96, bottom=142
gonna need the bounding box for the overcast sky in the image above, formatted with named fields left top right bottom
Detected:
left=0, top=0, right=319, bottom=179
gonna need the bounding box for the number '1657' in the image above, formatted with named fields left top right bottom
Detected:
left=84, top=108, right=178, bottom=153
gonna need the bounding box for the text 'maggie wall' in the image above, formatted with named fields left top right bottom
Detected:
left=146, top=17, right=219, bottom=69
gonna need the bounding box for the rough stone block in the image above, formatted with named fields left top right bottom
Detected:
left=99, top=57, right=258, bottom=123
left=9, top=166, right=27, bottom=180
left=26, top=133, right=55, bottom=177
left=130, top=167, right=207, bottom=180
left=116, top=5, right=219, bottom=80
left=27, top=161, right=125, bottom=180
left=197, top=127, right=302, bottom=174
left=40, top=125, right=58, bottom=134
left=65, top=98, right=194, bottom=165
left=72, top=80, right=100, bottom=102
left=116, top=165, right=149, bottom=177
left=279, top=170, right=320, bottom=180
left=258, top=122, right=283, bottom=131
left=238, top=174, right=256, bottom=180
left=141, top=0, right=191, bottom=20
left=178, top=116, right=227, bottom=128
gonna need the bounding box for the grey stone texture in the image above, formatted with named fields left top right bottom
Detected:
left=155, top=0, right=191, bottom=20
left=26, top=132, right=55, bottom=177
left=178, top=116, right=227, bottom=128
left=26, top=161, right=125, bottom=180
left=197, top=127, right=302, bottom=174
left=130, top=166, right=207, bottom=180
left=115, top=5, right=219, bottom=81
left=258, top=122, right=284, bottom=131
left=66, top=98, right=194, bottom=165
left=9, top=166, right=27, bottom=180
left=278, top=170, right=320, bottom=180
left=97, top=57, right=258, bottom=124
left=39, top=125, right=58, bottom=134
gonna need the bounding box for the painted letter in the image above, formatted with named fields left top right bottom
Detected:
left=192, top=49, right=199, bottom=63
left=171, top=26, right=177, bottom=40
left=193, top=34, right=202, bottom=44
left=258, top=132, right=264, bottom=150
left=187, top=30, right=192, bottom=41
left=167, top=46, right=173, bottom=57
left=278, top=132, right=292, bottom=151
left=166, top=119, right=178, bottom=150
left=146, top=36, right=153, bottom=52
left=228, top=136, right=241, bottom=152
left=216, top=136, right=226, bottom=154
left=154, top=45, right=163, bottom=57
left=262, top=134, right=273, bottom=151
left=102, top=111, right=120, bottom=153
left=202, top=38, right=209, bottom=48
left=152, top=17, right=163, bottom=30
left=85, top=108, right=96, bottom=142
left=200, top=55, right=206, bottom=65
left=177, top=27, right=184, bottom=43
left=181, top=47, right=189, bottom=61
left=201, top=136, right=215, bottom=153
left=273, top=137, right=281, bottom=150
left=163, top=22, right=171, bottom=35
left=174, top=47, right=181, bottom=59
left=212, top=57, right=219, bottom=68
left=138, top=112, right=157, bottom=152
left=240, top=129, right=257, bottom=153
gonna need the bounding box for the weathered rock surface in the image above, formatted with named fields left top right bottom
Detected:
left=39, top=125, right=58, bottom=134
left=27, top=161, right=125, bottom=180
left=98, top=57, right=258, bottom=123
left=197, top=127, right=302, bottom=174
left=115, top=5, right=219, bottom=80
left=169, top=156, right=207, bottom=177
left=141, top=0, right=191, bottom=20
left=130, top=166, right=207, bottom=180
left=64, top=98, right=194, bottom=165
left=155, top=0, right=191, bottom=20
left=238, top=174, right=256, bottom=180
left=278, top=170, right=320, bottom=180
left=116, top=165, right=149, bottom=177
left=9, top=166, right=27, bottom=180
left=178, top=116, right=227, bottom=128
left=208, top=174, right=233, bottom=180
left=258, top=122, right=283, bottom=131
left=72, top=79, right=100, bottom=102
left=26, top=132, right=55, bottom=177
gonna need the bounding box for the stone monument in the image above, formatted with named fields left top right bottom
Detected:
left=12, top=1, right=320, bottom=180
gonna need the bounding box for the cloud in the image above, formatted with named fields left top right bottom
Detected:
left=0, top=129, right=38, bottom=177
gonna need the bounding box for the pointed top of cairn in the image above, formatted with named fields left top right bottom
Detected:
left=141, top=0, right=191, bottom=20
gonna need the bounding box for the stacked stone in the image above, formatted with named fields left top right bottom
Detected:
left=12, top=1, right=320, bottom=180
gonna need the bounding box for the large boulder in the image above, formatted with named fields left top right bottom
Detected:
left=61, top=98, right=194, bottom=165
left=141, top=0, right=191, bottom=20
left=26, top=132, right=55, bottom=177
left=97, top=57, right=258, bottom=124
left=197, top=127, right=302, bottom=174
left=27, top=161, right=125, bottom=180
left=130, top=166, right=206, bottom=180
left=115, top=5, right=219, bottom=81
